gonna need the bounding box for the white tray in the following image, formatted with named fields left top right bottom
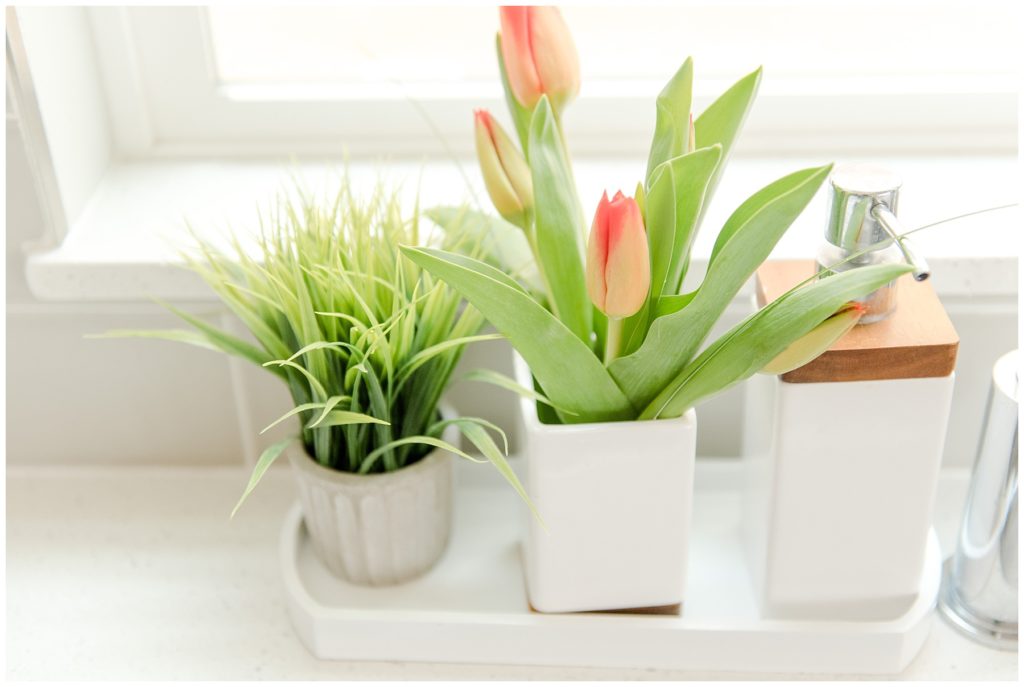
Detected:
left=280, top=463, right=941, bottom=675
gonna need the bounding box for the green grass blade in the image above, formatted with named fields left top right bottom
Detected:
left=260, top=402, right=327, bottom=434
left=231, top=436, right=295, bottom=518
left=395, top=333, right=502, bottom=385
left=286, top=341, right=350, bottom=362
left=304, top=395, right=351, bottom=428
left=358, top=435, right=484, bottom=474
left=309, top=410, right=389, bottom=429
left=108, top=296, right=284, bottom=371
left=444, top=417, right=544, bottom=526
left=263, top=359, right=329, bottom=400
left=89, top=328, right=219, bottom=353
left=462, top=368, right=577, bottom=416
left=428, top=415, right=510, bottom=454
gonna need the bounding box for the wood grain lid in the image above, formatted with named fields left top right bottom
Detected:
left=756, top=260, right=959, bottom=383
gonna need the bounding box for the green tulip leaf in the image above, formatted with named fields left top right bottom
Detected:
left=401, top=246, right=635, bottom=424
left=426, top=205, right=543, bottom=294
left=618, top=145, right=722, bottom=356
left=759, top=303, right=863, bottom=375
left=528, top=96, right=593, bottom=345
left=609, top=164, right=832, bottom=410
left=641, top=263, right=912, bottom=419
left=648, top=144, right=724, bottom=296
left=645, top=57, right=694, bottom=187
left=694, top=65, right=763, bottom=227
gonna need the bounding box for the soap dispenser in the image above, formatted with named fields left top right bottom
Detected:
left=742, top=163, right=960, bottom=621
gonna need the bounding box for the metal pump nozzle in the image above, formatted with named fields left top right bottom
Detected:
left=816, top=163, right=929, bottom=323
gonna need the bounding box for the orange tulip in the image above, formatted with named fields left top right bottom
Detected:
left=474, top=109, right=533, bottom=226
left=498, top=6, right=580, bottom=111
left=586, top=191, right=651, bottom=318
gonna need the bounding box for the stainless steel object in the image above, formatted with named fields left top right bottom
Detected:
left=816, top=163, right=930, bottom=323
left=939, top=349, right=1018, bottom=650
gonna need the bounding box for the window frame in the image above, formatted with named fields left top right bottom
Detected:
left=88, top=4, right=1018, bottom=160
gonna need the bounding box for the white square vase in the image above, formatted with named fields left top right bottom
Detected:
left=742, top=372, right=955, bottom=620
left=512, top=353, right=697, bottom=614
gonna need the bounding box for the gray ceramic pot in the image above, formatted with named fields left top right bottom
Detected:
left=288, top=420, right=457, bottom=586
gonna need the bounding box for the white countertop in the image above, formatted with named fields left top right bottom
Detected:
left=6, top=463, right=1017, bottom=680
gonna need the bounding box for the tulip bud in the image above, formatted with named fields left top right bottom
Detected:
left=474, top=109, right=533, bottom=227
left=586, top=191, right=651, bottom=318
left=760, top=303, right=864, bottom=375
left=498, top=6, right=580, bottom=112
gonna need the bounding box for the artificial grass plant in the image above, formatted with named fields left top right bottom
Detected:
left=99, top=181, right=530, bottom=516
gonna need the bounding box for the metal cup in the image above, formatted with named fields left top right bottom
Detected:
left=938, top=349, right=1018, bottom=650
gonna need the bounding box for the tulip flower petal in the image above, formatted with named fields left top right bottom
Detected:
left=586, top=191, right=611, bottom=312
left=528, top=7, right=580, bottom=109
left=499, top=7, right=543, bottom=108
left=586, top=190, right=650, bottom=319
left=602, top=198, right=650, bottom=318
left=498, top=6, right=579, bottom=112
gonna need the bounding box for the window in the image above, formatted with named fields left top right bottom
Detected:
left=10, top=3, right=1019, bottom=303
left=90, top=2, right=1018, bottom=158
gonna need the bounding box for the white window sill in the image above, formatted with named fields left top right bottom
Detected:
left=25, top=154, right=1019, bottom=302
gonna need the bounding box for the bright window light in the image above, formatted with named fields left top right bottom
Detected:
left=206, top=2, right=1018, bottom=95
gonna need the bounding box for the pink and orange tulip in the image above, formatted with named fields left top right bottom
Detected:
left=498, top=6, right=580, bottom=112
left=586, top=191, right=651, bottom=319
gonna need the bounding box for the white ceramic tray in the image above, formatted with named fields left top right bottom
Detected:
left=280, top=462, right=941, bottom=675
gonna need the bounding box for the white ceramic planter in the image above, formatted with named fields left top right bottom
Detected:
left=742, top=372, right=955, bottom=620
left=512, top=353, right=697, bottom=614
left=288, top=420, right=458, bottom=586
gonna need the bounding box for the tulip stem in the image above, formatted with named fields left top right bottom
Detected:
left=604, top=317, right=624, bottom=365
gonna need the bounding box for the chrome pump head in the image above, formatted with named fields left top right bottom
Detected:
left=817, top=163, right=930, bottom=323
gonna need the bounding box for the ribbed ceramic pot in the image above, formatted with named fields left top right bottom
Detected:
left=288, top=420, right=457, bottom=586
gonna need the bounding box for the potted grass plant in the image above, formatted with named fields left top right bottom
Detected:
left=103, top=182, right=531, bottom=586
left=404, top=6, right=912, bottom=612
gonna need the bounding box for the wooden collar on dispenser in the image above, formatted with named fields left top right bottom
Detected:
left=756, top=260, right=959, bottom=384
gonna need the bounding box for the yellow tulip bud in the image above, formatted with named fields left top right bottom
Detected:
left=761, top=303, right=864, bottom=375
left=474, top=109, right=533, bottom=227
